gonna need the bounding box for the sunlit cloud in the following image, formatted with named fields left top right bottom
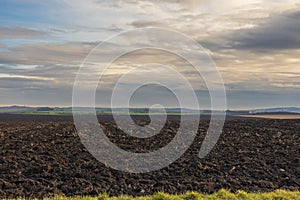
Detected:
left=0, top=73, right=54, bottom=81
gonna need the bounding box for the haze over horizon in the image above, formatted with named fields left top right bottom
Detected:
left=1, top=0, right=300, bottom=109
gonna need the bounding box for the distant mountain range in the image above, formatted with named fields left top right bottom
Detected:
left=0, top=106, right=299, bottom=115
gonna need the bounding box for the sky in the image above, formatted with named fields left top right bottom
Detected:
left=0, top=0, right=300, bottom=109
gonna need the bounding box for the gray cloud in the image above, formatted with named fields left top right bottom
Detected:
left=0, top=77, right=53, bottom=89
left=226, top=10, right=300, bottom=51
left=0, top=42, right=95, bottom=65
left=0, top=86, right=73, bottom=107
left=15, top=64, right=75, bottom=78
left=226, top=89, right=300, bottom=109
left=130, top=20, right=168, bottom=28
left=0, top=65, right=75, bottom=106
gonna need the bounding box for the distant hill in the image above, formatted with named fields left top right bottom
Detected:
left=37, top=107, right=54, bottom=111
left=0, top=106, right=299, bottom=115
left=0, top=106, right=36, bottom=112
left=249, top=107, right=300, bottom=114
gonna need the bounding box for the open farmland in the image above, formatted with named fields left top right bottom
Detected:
left=0, top=114, right=299, bottom=198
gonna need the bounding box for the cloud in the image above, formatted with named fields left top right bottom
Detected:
left=0, top=42, right=95, bottom=65
left=227, top=10, right=300, bottom=51
left=0, top=27, right=47, bottom=39
left=1, top=0, right=300, bottom=108
left=0, top=76, right=53, bottom=89
left=130, top=20, right=168, bottom=28
left=226, top=89, right=300, bottom=109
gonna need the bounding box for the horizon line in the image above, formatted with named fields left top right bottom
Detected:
left=0, top=105, right=299, bottom=111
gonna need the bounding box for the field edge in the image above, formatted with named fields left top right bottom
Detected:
left=37, top=189, right=300, bottom=200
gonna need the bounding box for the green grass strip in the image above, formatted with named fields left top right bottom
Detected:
left=38, top=189, right=300, bottom=200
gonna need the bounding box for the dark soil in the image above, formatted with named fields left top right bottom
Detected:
left=0, top=114, right=299, bottom=198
